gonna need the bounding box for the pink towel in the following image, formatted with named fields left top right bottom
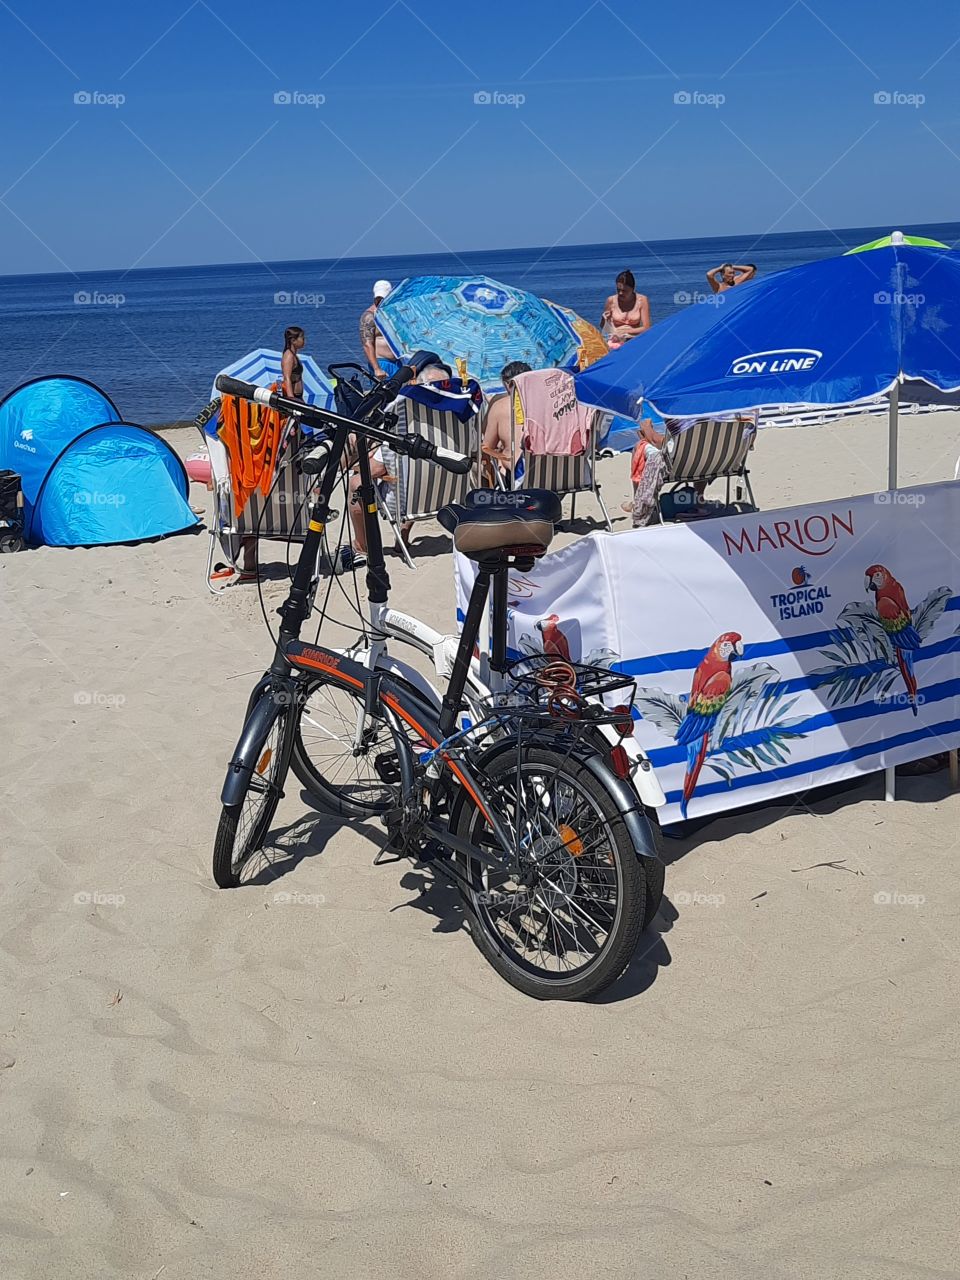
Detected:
left=514, top=369, right=592, bottom=456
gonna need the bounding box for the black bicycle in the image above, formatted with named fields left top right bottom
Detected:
left=211, top=354, right=663, bottom=1000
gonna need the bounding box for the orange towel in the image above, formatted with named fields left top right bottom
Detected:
left=217, top=386, right=285, bottom=516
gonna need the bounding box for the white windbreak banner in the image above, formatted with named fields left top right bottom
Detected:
left=455, top=483, right=960, bottom=825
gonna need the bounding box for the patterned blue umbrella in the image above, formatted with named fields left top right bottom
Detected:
left=211, top=348, right=335, bottom=408
left=375, top=275, right=580, bottom=393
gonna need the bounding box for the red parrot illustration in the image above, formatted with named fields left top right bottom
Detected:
left=865, top=564, right=921, bottom=714
left=675, top=632, right=744, bottom=819
left=536, top=613, right=571, bottom=662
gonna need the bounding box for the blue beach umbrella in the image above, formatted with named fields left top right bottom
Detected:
left=575, top=245, right=960, bottom=482
left=211, top=348, right=335, bottom=408
left=375, top=275, right=580, bottom=393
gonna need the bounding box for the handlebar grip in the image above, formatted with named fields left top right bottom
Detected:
left=215, top=375, right=273, bottom=405
left=432, top=446, right=473, bottom=475
left=300, top=441, right=333, bottom=475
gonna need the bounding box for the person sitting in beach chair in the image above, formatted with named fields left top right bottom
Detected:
left=343, top=362, right=481, bottom=569
left=482, top=360, right=531, bottom=487
left=630, top=414, right=758, bottom=527
left=511, top=368, right=612, bottom=530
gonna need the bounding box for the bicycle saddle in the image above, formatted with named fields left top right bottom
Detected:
left=438, top=489, right=562, bottom=559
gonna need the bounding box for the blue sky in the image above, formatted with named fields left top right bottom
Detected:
left=1, top=0, right=958, bottom=275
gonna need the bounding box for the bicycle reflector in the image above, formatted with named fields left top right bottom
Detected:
left=609, top=744, right=631, bottom=780
left=612, top=705, right=634, bottom=738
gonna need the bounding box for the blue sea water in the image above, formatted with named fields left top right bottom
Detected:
left=1, top=222, right=957, bottom=425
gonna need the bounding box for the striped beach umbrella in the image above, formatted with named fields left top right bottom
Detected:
left=211, top=348, right=335, bottom=407
left=375, top=275, right=580, bottom=393
left=545, top=300, right=609, bottom=369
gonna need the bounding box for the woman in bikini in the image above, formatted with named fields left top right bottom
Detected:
left=600, top=269, right=651, bottom=347
left=282, top=326, right=306, bottom=399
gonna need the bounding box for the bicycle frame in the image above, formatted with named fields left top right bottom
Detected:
left=338, top=431, right=666, bottom=813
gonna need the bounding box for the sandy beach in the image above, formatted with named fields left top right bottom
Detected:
left=1, top=412, right=957, bottom=1280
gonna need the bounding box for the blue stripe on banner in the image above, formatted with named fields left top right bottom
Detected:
left=644, top=676, right=960, bottom=767
left=659, top=715, right=960, bottom=805
left=617, top=595, right=960, bottom=677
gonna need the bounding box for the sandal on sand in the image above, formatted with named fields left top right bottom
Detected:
left=896, top=754, right=947, bottom=776
left=210, top=563, right=235, bottom=581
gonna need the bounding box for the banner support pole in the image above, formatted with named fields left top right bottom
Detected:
left=884, top=379, right=900, bottom=802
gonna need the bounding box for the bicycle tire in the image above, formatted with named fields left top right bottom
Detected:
left=213, top=704, right=290, bottom=888
left=453, top=744, right=645, bottom=1001
left=290, top=672, right=419, bottom=819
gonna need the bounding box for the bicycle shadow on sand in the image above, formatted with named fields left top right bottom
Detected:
left=237, top=807, right=384, bottom=886
left=241, top=791, right=676, bottom=1004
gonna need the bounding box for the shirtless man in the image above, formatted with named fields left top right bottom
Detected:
left=600, top=270, right=651, bottom=346
left=359, top=279, right=397, bottom=379
left=707, top=262, right=757, bottom=293
left=482, top=361, right=531, bottom=483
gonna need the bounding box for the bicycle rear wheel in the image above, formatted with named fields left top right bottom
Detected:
left=213, top=706, right=290, bottom=888
left=291, top=674, right=401, bottom=819
left=453, top=744, right=645, bottom=1000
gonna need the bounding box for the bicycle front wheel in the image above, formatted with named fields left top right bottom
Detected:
left=453, top=745, right=645, bottom=1001
left=213, top=706, right=290, bottom=888
left=291, top=674, right=401, bottom=819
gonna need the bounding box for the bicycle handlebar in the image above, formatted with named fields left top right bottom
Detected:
left=214, top=349, right=474, bottom=476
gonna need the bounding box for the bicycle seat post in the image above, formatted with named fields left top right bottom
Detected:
left=490, top=564, right=510, bottom=676
left=439, top=560, right=494, bottom=738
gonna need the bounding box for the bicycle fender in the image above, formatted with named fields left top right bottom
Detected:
left=221, top=693, right=284, bottom=807
left=595, top=725, right=667, bottom=809
left=571, top=751, right=661, bottom=860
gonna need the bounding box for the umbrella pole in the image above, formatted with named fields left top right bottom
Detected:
left=887, top=379, right=899, bottom=489
left=884, top=380, right=900, bottom=803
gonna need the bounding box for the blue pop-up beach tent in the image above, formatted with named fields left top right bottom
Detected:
left=0, top=375, right=197, bottom=546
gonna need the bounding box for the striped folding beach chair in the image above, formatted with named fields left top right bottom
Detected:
left=200, top=398, right=315, bottom=592
left=512, top=374, right=612, bottom=532
left=659, top=416, right=757, bottom=519
left=378, top=393, right=482, bottom=567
